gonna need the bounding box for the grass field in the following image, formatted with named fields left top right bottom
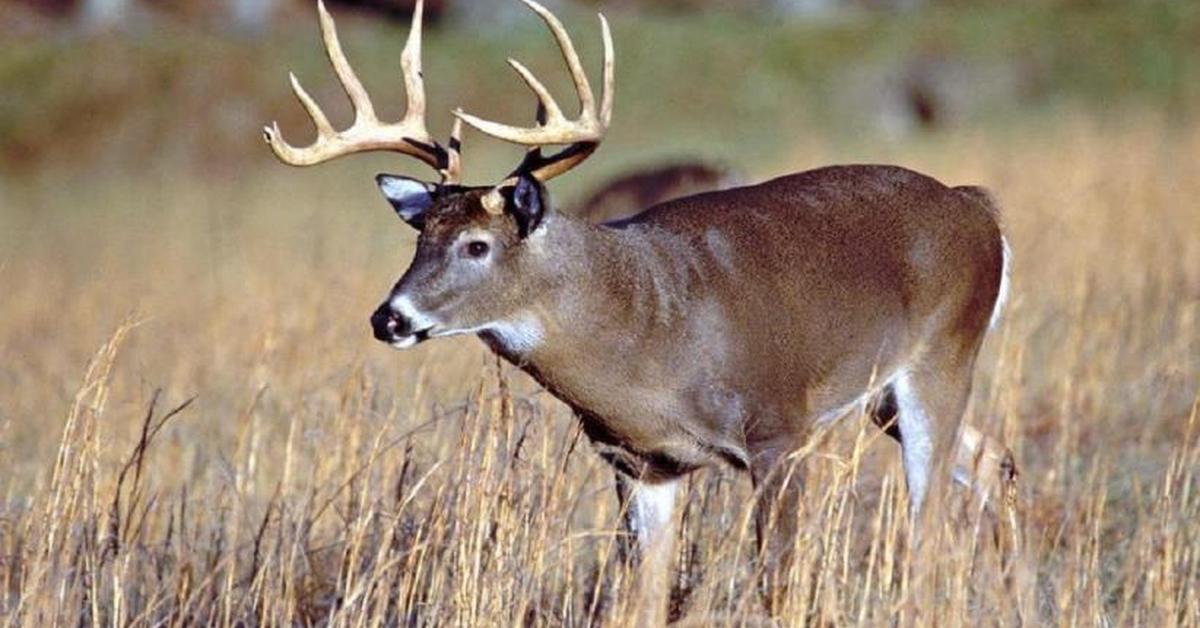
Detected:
left=1, top=3, right=1199, bottom=626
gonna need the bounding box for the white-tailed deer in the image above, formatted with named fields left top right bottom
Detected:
left=265, top=0, right=1018, bottom=622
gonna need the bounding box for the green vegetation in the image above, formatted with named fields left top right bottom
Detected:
left=1, top=2, right=1197, bottom=183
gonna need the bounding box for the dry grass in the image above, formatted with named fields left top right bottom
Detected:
left=1, top=107, right=1198, bottom=626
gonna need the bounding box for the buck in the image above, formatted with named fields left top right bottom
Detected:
left=265, top=0, right=1018, bottom=621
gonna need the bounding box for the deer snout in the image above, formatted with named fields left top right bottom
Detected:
left=370, top=299, right=434, bottom=349
left=370, top=302, right=410, bottom=343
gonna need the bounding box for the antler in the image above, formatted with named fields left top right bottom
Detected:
left=454, top=0, right=613, bottom=183
left=264, top=0, right=461, bottom=184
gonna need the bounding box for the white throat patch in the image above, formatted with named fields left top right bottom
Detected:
left=424, top=313, right=545, bottom=356
left=483, top=316, right=545, bottom=355
left=387, top=292, right=543, bottom=355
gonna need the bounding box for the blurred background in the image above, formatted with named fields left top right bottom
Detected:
left=3, top=0, right=1196, bottom=179
left=1, top=0, right=1198, bottom=623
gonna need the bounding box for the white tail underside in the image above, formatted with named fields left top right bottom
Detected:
left=988, top=235, right=1012, bottom=330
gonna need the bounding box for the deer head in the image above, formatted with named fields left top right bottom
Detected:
left=265, top=0, right=613, bottom=350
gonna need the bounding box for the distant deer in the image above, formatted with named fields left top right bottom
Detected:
left=575, top=161, right=741, bottom=224
left=265, top=0, right=1018, bottom=621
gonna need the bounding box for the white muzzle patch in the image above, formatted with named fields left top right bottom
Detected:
left=389, top=294, right=438, bottom=331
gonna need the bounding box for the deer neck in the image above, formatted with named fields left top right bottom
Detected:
left=482, top=210, right=698, bottom=387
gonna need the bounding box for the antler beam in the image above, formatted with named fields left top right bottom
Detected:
left=454, top=0, right=613, bottom=182
left=264, top=0, right=460, bottom=183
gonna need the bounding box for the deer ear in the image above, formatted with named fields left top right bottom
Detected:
left=509, top=173, right=547, bottom=237
left=376, top=174, right=434, bottom=230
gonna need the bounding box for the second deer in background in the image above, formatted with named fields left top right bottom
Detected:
left=574, top=161, right=742, bottom=224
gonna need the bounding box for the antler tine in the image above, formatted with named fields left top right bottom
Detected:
left=444, top=116, right=463, bottom=185
left=454, top=0, right=614, bottom=182
left=525, top=0, right=594, bottom=119
left=506, top=58, right=565, bottom=125
left=288, top=72, right=336, bottom=138
left=597, top=13, right=614, bottom=129
left=318, top=0, right=377, bottom=125
left=263, top=0, right=451, bottom=177
left=399, top=0, right=426, bottom=129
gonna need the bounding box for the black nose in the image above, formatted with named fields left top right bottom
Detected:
left=370, top=302, right=411, bottom=342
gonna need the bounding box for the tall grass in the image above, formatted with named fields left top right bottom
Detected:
left=1, top=107, right=1198, bottom=624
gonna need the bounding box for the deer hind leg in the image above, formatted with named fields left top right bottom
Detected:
left=873, top=384, right=1018, bottom=515
left=954, top=425, right=1019, bottom=515
left=959, top=426, right=1032, bottom=623
left=613, top=472, right=681, bottom=626
left=889, top=363, right=974, bottom=530
left=883, top=367, right=1031, bottom=623
left=875, top=363, right=1028, bottom=620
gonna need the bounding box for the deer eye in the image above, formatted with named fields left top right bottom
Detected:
left=464, top=240, right=490, bottom=259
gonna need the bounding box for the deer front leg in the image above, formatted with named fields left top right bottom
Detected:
left=748, top=444, right=806, bottom=616
left=614, top=472, right=681, bottom=626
